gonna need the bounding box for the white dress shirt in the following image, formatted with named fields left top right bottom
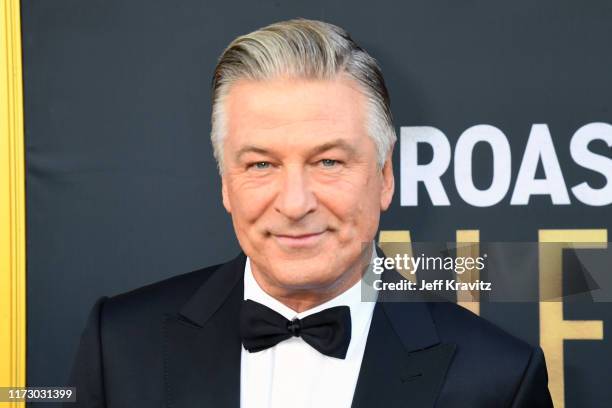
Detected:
left=240, top=248, right=378, bottom=408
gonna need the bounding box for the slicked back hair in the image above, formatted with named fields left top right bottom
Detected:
left=211, top=18, right=396, bottom=173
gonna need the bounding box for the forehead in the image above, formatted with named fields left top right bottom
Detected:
left=224, top=76, right=368, bottom=146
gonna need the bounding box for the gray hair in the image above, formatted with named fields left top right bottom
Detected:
left=210, top=18, right=396, bottom=173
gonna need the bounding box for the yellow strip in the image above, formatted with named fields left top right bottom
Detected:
left=0, top=0, right=26, bottom=405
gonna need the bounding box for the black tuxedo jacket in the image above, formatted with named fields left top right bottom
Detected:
left=67, top=251, right=553, bottom=407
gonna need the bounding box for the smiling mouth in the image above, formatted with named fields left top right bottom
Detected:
left=272, top=231, right=327, bottom=248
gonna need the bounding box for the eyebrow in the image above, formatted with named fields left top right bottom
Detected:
left=235, top=138, right=358, bottom=162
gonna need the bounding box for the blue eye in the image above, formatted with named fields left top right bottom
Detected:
left=252, top=162, right=270, bottom=170
left=320, top=159, right=338, bottom=167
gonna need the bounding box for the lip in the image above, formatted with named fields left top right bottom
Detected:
left=272, top=231, right=327, bottom=248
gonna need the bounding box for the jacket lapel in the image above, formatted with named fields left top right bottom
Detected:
left=163, top=253, right=246, bottom=408
left=351, top=301, right=456, bottom=408
left=352, top=249, right=457, bottom=408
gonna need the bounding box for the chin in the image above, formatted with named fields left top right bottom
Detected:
left=269, top=261, right=341, bottom=291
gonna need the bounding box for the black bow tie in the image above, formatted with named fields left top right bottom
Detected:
left=240, top=299, right=352, bottom=359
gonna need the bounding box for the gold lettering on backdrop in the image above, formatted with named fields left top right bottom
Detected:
left=539, top=229, right=607, bottom=408
left=456, top=230, right=480, bottom=315
left=377, top=230, right=415, bottom=282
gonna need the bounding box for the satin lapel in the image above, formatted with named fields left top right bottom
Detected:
left=352, top=248, right=456, bottom=408
left=351, top=302, right=456, bottom=408
left=163, top=253, right=246, bottom=408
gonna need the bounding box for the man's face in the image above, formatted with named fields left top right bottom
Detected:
left=221, top=75, right=394, bottom=299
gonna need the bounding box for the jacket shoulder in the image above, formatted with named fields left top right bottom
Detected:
left=101, top=261, right=227, bottom=325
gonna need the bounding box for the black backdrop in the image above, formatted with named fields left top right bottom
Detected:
left=22, top=1, right=612, bottom=407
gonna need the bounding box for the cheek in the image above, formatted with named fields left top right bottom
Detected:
left=227, top=179, right=277, bottom=226
left=316, top=171, right=382, bottom=235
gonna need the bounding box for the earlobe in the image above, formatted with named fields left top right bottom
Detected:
left=380, top=152, right=395, bottom=211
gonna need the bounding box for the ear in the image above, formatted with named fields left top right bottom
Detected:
left=380, top=150, right=395, bottom=211
left=221, top=176, right=232, bottom=213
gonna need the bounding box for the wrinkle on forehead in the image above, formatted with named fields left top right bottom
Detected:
left=224, top=76, right=367, bottom=142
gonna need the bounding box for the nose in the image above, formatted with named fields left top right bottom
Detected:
left=274, top=165, right=317, bottom=221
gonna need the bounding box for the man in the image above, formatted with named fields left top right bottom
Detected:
left=68, top=19, right=553, bottom=407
